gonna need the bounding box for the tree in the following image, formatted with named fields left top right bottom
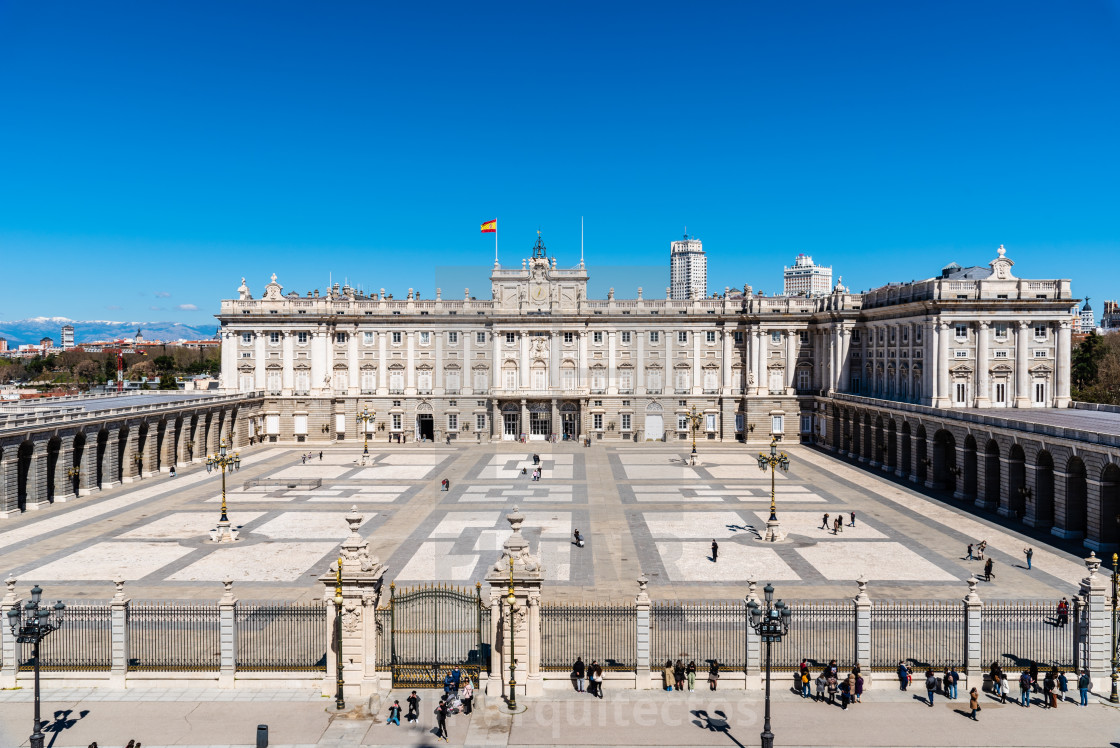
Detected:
left=74, top=360, right=100, bottom=386
left=126, top=360, right=156, bottom=381
left=1075, top=332, right=1120, bottom=405
left=1072, top=331, right=1107, bottom=393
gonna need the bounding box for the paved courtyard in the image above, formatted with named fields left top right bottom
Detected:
left=0, top=442, right=1094, bottom=603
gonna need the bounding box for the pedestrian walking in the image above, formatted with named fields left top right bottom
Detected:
left=687, top=660, right=696, bottom=692
left=461, top=677, right=474, bottom=714
left=662, top=660, right=674, bottom=691
left=302, top=454, right=306, bottom=464
left=966, top=543, right=973, bottom=561
left=435, top=697, right=449, bottom=741
left=711, top=540, right=718, bottom=562
left=800, top=669, right=811, bottom=698
left=1078, top=669, right=1091, bottom=706
left=1019, top=670, right=1032, bottom=707
left=406, top=691, right=420, bottom=723
left=815, top=672, right=827, bottom=701
left=587, top=660, right=600, bottom=697
left=822, top=513, right=830, bottom=530
left=592, top=662, right=603, bottom=699
left=1043, top=671, right=1056, bottom=708
left=1024, top=546, right=1033, bottom=570
left=836, top=515, right=843, bottom=533
left=573, top=656, right=585, bottom=692
left=855, top=673, right=864, bottom=703
left=832, top=517, right=839, bottom=535
left=977, top=540, right=986, bottom=560
left=925, top=670, right=938, bottom=706
left=1030, top=662, right=1040, bottom=693
left=1058, top=671, right=1069, bottom=703
left=533, top=453, right=539, bottom=465
left=991, top=670, right=1002, bottom=700
left=984, top=557, right=994, bottom=582
left=897, top=661, right=909, bottom=691
left=826, top=674, right=838, bottom=705
left=708, top=660, right=720, bottom=691
left=170, top=466, right=176, bottom=478
left=318, top=451, right=323, bottom=460
left=969, top=687, right=980, bottom=720
left=849, top=511, right=856, bottom=527
left=387, top=700, right=402, bottom=725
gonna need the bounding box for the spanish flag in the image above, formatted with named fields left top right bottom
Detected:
left=480, top=219, right=497, bottom=233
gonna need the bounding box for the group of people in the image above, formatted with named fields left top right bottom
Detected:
left=804, top=660, right=863, bottom=709
left=988, top=661, right=1091, bottom=708
left=299, top=451, right=324, bottom=464
left=819, top=512, right=856, bottom=534
left=384, top=672, right=474, bottom=742
left=661, top=659, right=698, bottom=692
left=965, top=541, right=996, bottom=581
left=571, top=656, right=605, bottom=697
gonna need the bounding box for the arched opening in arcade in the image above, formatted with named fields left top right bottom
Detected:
left=71, top=432, right=86, bottom=495
left=16, top=440, right=33, bottom=512
left=900, top=423, right=912, bottom=479
left=915, top=426, right=928, bottom=484
left=932, top=429, right=956, bottom=492
left=116, top=426, right=129, bottom=484
left=1063, top=456, right=1088, bottom=538
left=962, top=435, right=978, bottom=501
left=45, top=435, right=61, bottom=503
left=984, top=440, right=1001, bottom=508
left=95, top=428, right=109, bottom=487
left=1097, top=464, right=1120, bottom=549
left=885, top=420, right=897, bottom=472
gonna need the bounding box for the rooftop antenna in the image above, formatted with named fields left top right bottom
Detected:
left=581, top=216, right=584, bottom=266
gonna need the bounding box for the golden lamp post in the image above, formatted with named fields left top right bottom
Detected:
left=507, top=555, right=518, bottom=710
left=757, top=437, right=790, bottom=542
left=205, top=438, right=241, bottom=542
left=356, top=407, right=375, bottom=457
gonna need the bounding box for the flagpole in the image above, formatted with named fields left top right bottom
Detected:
left=495, top=217, right=499, bottom=265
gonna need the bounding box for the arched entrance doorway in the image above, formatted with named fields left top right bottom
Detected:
left=1008, top=445, right=1026, bottom=520
left=46, top=436, right=61, bottom=503
left=500, top=402, right=520, bottom=441
left=16, top=441, right=33, bottom=512
left=1096, top=464, right=1120, bottom=550
left=962, top=435, right=978, bottom=501
left=900, top=423, right=912, bottom=479
left=984, top=440, right=1001, bottom=508
left=560, top=402, right=581, bottom=441
left=932, top=430, right=956, bottom=492
left=643, top=402, right=664, bottom=442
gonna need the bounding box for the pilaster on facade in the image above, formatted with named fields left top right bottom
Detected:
left=1078, top=553, right=1110, bottom=683
left=853, top=576, right=871, bottom=674
left=1014, top=320, right=1031, bottom=408
left=109, top=579, right=130, bottom=687
left=0, top=577, right=20, bottom=687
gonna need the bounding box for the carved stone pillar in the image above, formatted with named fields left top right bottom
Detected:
left=485, top=507, right=544, bottom=698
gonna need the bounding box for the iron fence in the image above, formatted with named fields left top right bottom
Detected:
left=982, top=600, right=1076, bottom=670
left=376, top=606, right=392, bottom=668
left=650, top=602, right=746, bottom=670
left=773, top=601, right=855, bottom=669
left=128, top=603, right=220, bottom=671
left=235, top=603, right=327, bottom=671
left=19, top=604, right=112, bottom=672
left=871, top=601, right=964, bottom=672
left=541, top=603, right=636, bottom=671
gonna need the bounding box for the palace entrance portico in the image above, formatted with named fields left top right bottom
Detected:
left=494, top=399, right=582, bottom=441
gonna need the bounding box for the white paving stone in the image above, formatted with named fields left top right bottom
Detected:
left=380, top=453, right=453, bottom=465
left=167, top=541, right=338, bottom=582
left=539, top=539, right=572, bottom=580
left=349, top=465, right=436, bottom=480
left=430, top=512, right=502, bottom=538
left=623, top=465, right=702, bottom=480
left=25, top=541, right=194, bottom=581
left=118, top=512, right=266, bottom=539
left=254, top=511, right=373, bottom=539
left=643, top=511, right=755, bottom=539
left=396, top=541, right=479, bottom=580
left=656, top=541, right=800, bottom=581
left=795, top=541, right=958, bottom=582
left=521, top=511, right=573, bottom=538
left=272, top=465, right=350, bottom=479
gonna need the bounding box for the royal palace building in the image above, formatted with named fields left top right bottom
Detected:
left=217, top=239, right=1075, bottom=446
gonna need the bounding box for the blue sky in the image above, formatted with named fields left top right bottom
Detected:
left=1, top=1, right=1118, bottom=326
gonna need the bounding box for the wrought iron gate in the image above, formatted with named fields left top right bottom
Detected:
left=390, top=583, right=487, bottom=688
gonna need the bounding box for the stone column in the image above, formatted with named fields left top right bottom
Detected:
left=219, top=579, right=237, bottom=688
left=1014, top=321, right=1031, bottom=408
left=208, top=412, right=221, bottom=455
left=839, top=328, right=851, bottom=393
left=120, top=426, right=139, bottom=484
left=1078, top=553, right=1111, bottom=685
left=520, top=399, right=528, bottom=442
left=785, top=329, right=796, bottom=393
left=1055, top=320, right=1072, bottom=407
left=975, top=322, right=991, bottom=408
left=745, top=581, right=761, bottom=690
left=347, top=327, right=360, bottom=396
left=159, top=421, right=177, bottom=474
left=141, top=423, right=158, bottom=478
left=101, top=429, right=120, bottom=489
left=311, top=330, right=327, bottom=396
left=854, top=576, right=870, bottom=678
left=23, top=441, right=47, bottom=510
left=936, top=321, right=951, bottom=407
left=318, top=506, right=388, bottom=700
left=79, top=431, right=99, bottom=495
left=486, top=507, right=544, bottom=698
left=607, top=331, right=617, bottom=394
left=282, top=331, right=295, bottom=395
left=108, top=579, right=130, bottom=687
left=54, top=438, right=76, bottom=502
left=519, top=329, right=529, bottom=390
left=254, top=329, right=266, bottom=391
left=635, top=575, right=652, bottom=689
left=0, top=577, right=20, bottom=687
left=963, top=576, right=982, bottom=690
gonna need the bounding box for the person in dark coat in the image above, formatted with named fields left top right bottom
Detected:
left=711, top=540, right=718, bottom=562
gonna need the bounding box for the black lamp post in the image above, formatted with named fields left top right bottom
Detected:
left=334, top=556, right=346, bottom=710
left=506, top=555, right=518, bottom=709
left=1111, top=551, right=1118, bottom=704
left=747, top=583, right=790, bottom=748
left=757, top=438, right=791, bottom=542
left=7, top=586, right=65, bottom=748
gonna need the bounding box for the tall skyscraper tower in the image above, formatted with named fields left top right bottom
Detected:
left=60, top=324, right=75, bottom=349
left=783, top=254, right=833, bottom=296
left=670, top=234, right=706, bottom=300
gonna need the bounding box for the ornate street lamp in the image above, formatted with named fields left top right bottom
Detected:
left=685, top=406, right=704, bottom=464
left=205, top=438, right=241, bottom=543
left=757, top=437, right=790, bottom=542
left=1111, top=552, right=1118, bottom=704
left=507, top=555, right=518, bottom=709
left=65, top=466, right=80, bottom=492
left=747, top=583, right=790, bottom=748
left=334, top=556, right=346, bottom=710
left=356, top=407, right=375, bottom=458
left=7, top=585, right=65, bottom=748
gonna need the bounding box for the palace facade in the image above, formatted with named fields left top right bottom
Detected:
left=216, top=239, right=1074, bottom=445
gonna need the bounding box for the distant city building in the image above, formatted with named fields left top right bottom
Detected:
left=783, top=254, right=833, bottom=296
left=0, top=337, right=7, bottom=353
left=1078, top=299, right=1095, bottom=333
left=39, top=337, right=54, bottom=349
left=1102, top=300, right=1120, bottom=332
left=60, top=324, right=74, bottom=349
left=134, top=328, right=145, bottom=345
left=669, top=234, right=706, bottom=301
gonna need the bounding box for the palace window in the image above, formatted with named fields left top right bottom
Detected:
left=678, top=331, right=688, bottom=343
left=621, top=413, right=631, bottom=431
left=267, top=332, right=278, bottom=344
left=447, top=414, right=458, bottom=431
left=363, top=332, right=374, bottom=345
left=955, top=324, right=968, bottom=340
left=954, top=350, right=968, bottom=358
left=476, top=414, right=486, bottom=431
left=392, top=331, right=402, bottom=344
left=1034, top=349, right=1048, bottom=358
left=297, top=332, right=308, bottom=344
left=954, top=382, right=967, bottom=404
left=734, top=331, right=743, bottom=343
left=593, top=331, right=603, bottom=343
left=336, top=333, right=347, bottom=344
left=503, top=368, right=517, bottom=390
left=705, top=331, right=716, bottom=343
left=619, top=370, right=633, bottom=391
left=448, top=331, right=458, bottom=344
left=477, top=332, right=486, bottom=344
left=621, top=331, right=631, bottom=344
left=419, top=331, right=430, bottom=345
left=593, top=413, right=603, bottom=430
left=994, top=323, right=1008, bottom=340
left=678, top=415, right=689, bottom=431
left=360, top=370, right=376, bottom=392
left=797, top=368, right=810, bottom=390
left=241, top=333, right=252, bottom=344
left=564, top=332, right=574, bottom=344
left=650, top=331, right=660, bottom=343
left=994, top=350, right=1009, bottom=358
left=506, top=332, right=516, bottom=344
left=1034, top=382, right=1047, bottom=404
left=771, top=331, right=781, bottom=344
left=391, top=413, right=402, bottom=431
left=474, top=370, right=489, bottom=391
left=1034, top=324, right=1047, bottom=339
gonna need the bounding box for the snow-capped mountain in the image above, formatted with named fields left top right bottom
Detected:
left=0, top=317, right=214, bottom=346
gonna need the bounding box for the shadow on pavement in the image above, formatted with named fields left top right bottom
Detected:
left=43, top=709, right=89, bottom=748
left=691, top=709, right=744, bottom=748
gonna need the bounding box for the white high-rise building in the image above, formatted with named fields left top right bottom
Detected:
left=670, top=234, right=706, bottom=300
left=1077, top=299, right=1095, bottom=333
left=60, top=324, right=74, bottom=349
left=783, top=254, right=833, bottom=296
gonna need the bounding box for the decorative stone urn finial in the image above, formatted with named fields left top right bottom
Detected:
left=4, top=576, right=16, bottom=601
left=965, top=576, right=980, bottom=603
left=222, top=578, right=235, bottom=602
left=112, top=578, right=126, bottom=601
left=855, top=575, right=869, bottom=603
left=1085, top=551, right=1102, bottom=579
